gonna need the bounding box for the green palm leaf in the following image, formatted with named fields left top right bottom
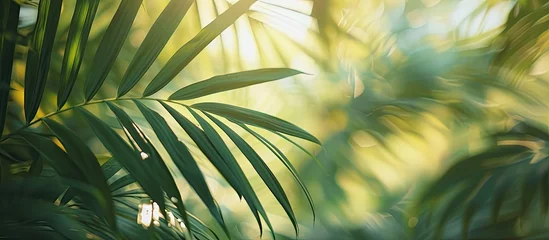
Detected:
left=105, top=101, right=193, bottom=233
left=117, top=0, right=194, bottom=97
left=143, top=0, right=258, bottom=96
left=162, top=102, right=275, bottom=237
left=193, top=102, right=320, bottom=144
left=133, top=100, right=229, bottom=236
left=42, top=118, right=115, bottom=227
left=205, top=112, right=299, bottom=236
left=77, top=107, right=167, bottom=220
left=0, top=1, right=20, bottom=135
left=83, top=0, right=142, bottom=101
left=57, top=0, right=99, bottom=109
left=169, top=68, right=304, bottom=100
left=24, top=0, right=62, bottom=123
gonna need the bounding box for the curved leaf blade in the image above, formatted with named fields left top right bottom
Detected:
left=42, top=118, right=115, bottom=227
left=238, top=123, right=315, bottom=224
left=162, top=102, right=274, bottom=237
left=272, top=131, right=326, bottom=172
left=83, top=0, right=142, bottom=101
left=142, top=0, right=258, bottom=96
left=132, top=100, right=228, bottom=236
left=18, top=132, right=109, bottom=226
left=159, top=103, right=244, bottom=199
left=57, top=0, right=100, bottom=109
left=24, top=0, right=62, bottom=123
left=192, top=102, right=320, bottom=144
left=204, top=112, right=298, bottom=236
left=117, top=0, right=194, bottom=97
left=18, top=132, right=83, bottom=180
left=105, top=102, right=193, bottom=233
left=0, top=1, right=20, bottom=135
left=77, top=107, right=166, bottom=217
left=169, top=68, right=304, bottom=100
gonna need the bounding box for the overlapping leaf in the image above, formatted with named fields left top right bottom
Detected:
left=204, top=111, right=299, bottom=235
left=77, top=107, right=167, bottom=219
left=42, top=118, right=115, bottom=226
left=0, top=1, right=20, bottom=135
left=193, top=102, right=320, bottom=144
left=84, top=0, right=142, bottom=101
left=105, top=101, right=192, bottom=232
left=24, top=0, right=62, bottom=123
left=57, top=0, right=100, bottom=109
left=132, top=101, right=228, bottom=236
left=162, top=102, right=275, bottom=237
left=143, top=0, right=258, bottom=96
left=117, top=0, right=194, bottom=97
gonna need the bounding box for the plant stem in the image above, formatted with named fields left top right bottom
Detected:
left=0, top=97, right=190, bottom=142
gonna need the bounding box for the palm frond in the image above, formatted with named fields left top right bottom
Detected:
left=1, top=0, right=320, bottom=238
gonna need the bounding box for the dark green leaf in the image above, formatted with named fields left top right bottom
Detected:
left=462, top=174, right=497, bottom=240
left=28, top=157, right=43, bottom=176
left=24, top=0, right=62, bottom=123
left=7, top=198, right=91, bottom=240
left=143, top=0, right=258, bottom=96
left=204, top=111, right=298, bottom=236
left=0, top=1, right=20, bottom=135
left=169, top=68, right=304, bottom=100
left=521, top=157, right=549, bottom=217
left=238, top=122, right=315, bottom=225
left=435, top=179, right=481, bottom=240
left=101, top=158, right=122, bottom=180
left=132, top=100, right=228, bottom=236
left=105, top=101, right=192, bottom=232
left=109, top=174, right=135, bottom=192
left=84, top=0, right=143, bottom=101
left=18, top=131, right=83, bottom=180
left=117, top=0, right=194, bottom=97
left=17, top=132, right=107, bottom=225
left=77, top=107, right=166, bottom=218
left=272, top=131, right=326, bottom=172
left=193, top=102, right=320, bottom=144
left=542, top=170, right=549, bottom=214
left=162, top=102, right=273, bottom=237
left=491, top=166, right=525, bottom=222
left=57, top=0, right=100, bottom=109
left=42, top=118, right=115, bottom=226
left=159, top=103, right=243, bottom=198
left=422, top=145, right=531, bottom=202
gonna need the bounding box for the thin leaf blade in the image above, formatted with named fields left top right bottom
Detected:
left=57, top=0, right=100, bottom=109
left=193, top=102, right=320, bottom=144
left=42, top=118, right=115, bottom=227
left=83, top=0, right=142, bottom=101
left=169, top=68, right=304, bottom=100
left=204, top=112, right=298, bottom=236
left=162, top=102, right=274, bottom=237
left=0, top=1, right=20, bottom=135
left=24, top=0, right=62, bottom=123
left=132, top=100, right=228, bottom=236
left=117, top=0, right=194, bottom=97
left=105, top=101, right=192, bottom=232
left=238, top=122, right=315, bottom=225
left=143, top=0, right=258, bottom=96
left=77, top=107, right=166, bottom=217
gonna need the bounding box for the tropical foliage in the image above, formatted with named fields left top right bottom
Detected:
left=1, top=0, right=320, bottom=239
left=4, top=0, right=549, bottom=239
